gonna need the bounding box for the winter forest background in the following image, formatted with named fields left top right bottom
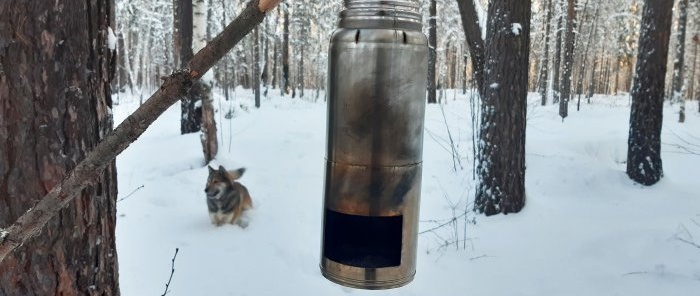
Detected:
left=1, top=0, right=700, bottom=295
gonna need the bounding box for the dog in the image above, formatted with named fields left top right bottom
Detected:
left=204, top=165, right=253, bottom=228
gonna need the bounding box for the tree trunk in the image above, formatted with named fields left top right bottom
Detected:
left=559, top=0, right=577, bottom=119
left=553, top=5, right=563, bottom=104
left=456, top=0, right=486, bottom=92
left=272, top=38, right=278, bottom=90
left=626, top=0, right=673, bottom=186
left=254, top=27, right=261, bottom=107
left=539, top=0, right=554, bottom=106
left=475, top=0, right=531, bottom=215
left=194, top=0, right=217, bottom=162
left=672, top=0, right=688, bottom=122
left=262, top=34, right=269, bottom=90
left=462, top=53, right=468, bottom=94
left=282, top=5, right=290, bottom=95
left=428, top=0, right=437, bottom=103
left=177, top=0, right=202, bottom=134
left=691, top=35, right=699, bottom=111
left=0, top=1, right=120, bottom=294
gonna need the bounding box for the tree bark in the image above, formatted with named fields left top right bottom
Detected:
left=539, top=0, right=554, bottom=105
left=0, top=0, right=119, bottom=294
left=672, top=0, right=688, bottom=122
left=177, top=0, right=202, bottom=134
left=282, top=5, right=290, bottom=95
left=559, top=0, right=577, bottom=119
left=553, top=5, right=563, bottom=104
left=0, top=0, right=281, bottom=265
left=428, top=0, right=437, bottom=103
left=475, top=0, right=531, bottom=215
left=254, top=27, right=261, bottom=107
left=626, top=0, right=673, bottom=186
left=456, top=0, right=486, bottom=92
left=691, top=35, right=699, bottom=111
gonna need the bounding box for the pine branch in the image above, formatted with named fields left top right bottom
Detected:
left=0, top=0, right=282, bottom=264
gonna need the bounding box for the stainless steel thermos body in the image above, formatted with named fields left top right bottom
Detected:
left=320, top=0, right=428, bottom=290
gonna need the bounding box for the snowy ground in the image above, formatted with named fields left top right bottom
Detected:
left=114, top=89, right=700, bottom=296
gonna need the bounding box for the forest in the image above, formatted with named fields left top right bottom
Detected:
left=1, top=0, right=699, bottom=295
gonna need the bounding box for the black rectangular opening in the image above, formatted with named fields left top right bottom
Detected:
left=323, top=209, right=402, bottom=268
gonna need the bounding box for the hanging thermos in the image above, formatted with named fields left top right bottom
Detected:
left=320, top=0, right=428, bottom=290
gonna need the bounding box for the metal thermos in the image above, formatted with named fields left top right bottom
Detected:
left=320, top=0, right=428, bottom=290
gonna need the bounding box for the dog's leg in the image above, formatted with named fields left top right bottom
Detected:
left=236, top=217, right=250, bottom=229
left=209, top=212, right=218, bottom=225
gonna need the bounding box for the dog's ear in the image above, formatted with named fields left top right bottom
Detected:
left=208, top=166, right=215, bottom=173
left=218, top=165, right=227, bottom=174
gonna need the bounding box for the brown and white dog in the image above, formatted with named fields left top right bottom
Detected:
left=204, top=165, right=253, bottom=227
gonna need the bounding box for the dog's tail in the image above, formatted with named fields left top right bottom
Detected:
left=226, top=167, right=246, bottom=181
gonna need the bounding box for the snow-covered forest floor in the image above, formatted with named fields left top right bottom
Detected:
left=113, top=89, right=700, bottom=296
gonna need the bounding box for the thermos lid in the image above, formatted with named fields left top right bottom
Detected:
left=339, top=0, right=422, bottom=30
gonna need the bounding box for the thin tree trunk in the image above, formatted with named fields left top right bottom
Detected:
left=691, top=35, right=699, bottom=111
left=462, top=53, right=468, bottom=94
left=559, top=0, right=577, bottom=119
left=272, top=38, right=278, bottom=89
left=626, top=0, right=673, bottom=186
left=553, top=4, right=563, bottom=104
left=178, top=0, right=202, bottom=134
left=428, top=0, right=437, bottom=103
left=282, top=5, right=290, bottom=95
left=254, top=27, right=261, bottom=107
left=0, top=0, right=119, bottom=294
left=539, top=0, right=554, bottom=106
left=0, top=0, right=282, bottom=265
left=456, top=0, right=486, bottom=92
left=672, top=0, right=688, bottom=122
left=475, top=0, right=531, bottom=215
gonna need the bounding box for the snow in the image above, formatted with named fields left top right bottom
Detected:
left=0, top=228, right=8, bottom=240
left=107, top=27, right=117, bottom=51
left=114, top=90, right=700, bottom=296
left=511, top=23, right=522, bottom=35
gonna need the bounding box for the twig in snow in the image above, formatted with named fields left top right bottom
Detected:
left=117, top=185, right=145, bottom=203
left=673, top=223, right=700, bottom=250
left=161, top=248, right=179, bottom=296
left=621, top=271, right=649, bottom=277
left=439, top=103, right=463, bottom=172
left=662, top=143, right=700, bottom=156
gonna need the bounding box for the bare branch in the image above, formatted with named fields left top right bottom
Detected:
left=161, top=248, right=180, bottom=296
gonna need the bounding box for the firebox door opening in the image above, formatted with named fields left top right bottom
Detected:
left=323, top=209, right=403, bottom=268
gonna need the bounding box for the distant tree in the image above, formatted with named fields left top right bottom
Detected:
left=282, top=3, right=290, bottom=95
left=672, top=0, right=689, bottom=123
left=552, top=1, right=564, bottom=104
left=428, top=0, right=438, bottom=103
left=559, top=0, right=577, bottom=119
left=692, top=35, right=699, bottom=111
left=0, top=0, right=119, bottom=293
left=456, top=0, right=486, bottom=91
left=539, top=0, right=555, bottom=105
left=475, top=0, right=531, bottom=215
left=175, top=0, right=203, bottom=133
left=254, top=27, right=261, bottom=107
left=194, top=0, right=218, bottom=162
left=626, top=0, right=673, bottom=185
